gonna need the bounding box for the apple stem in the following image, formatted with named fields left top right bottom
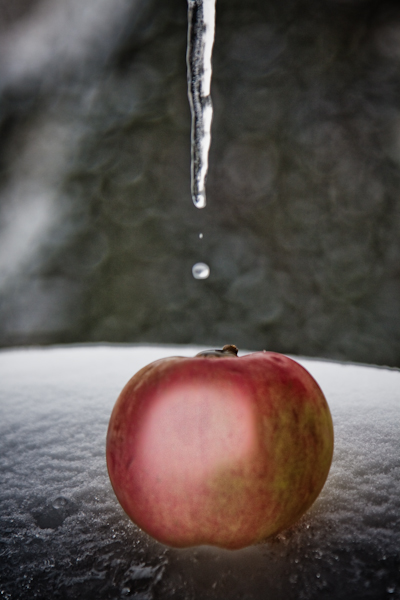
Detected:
left=196, top=345, right=239, bottom=358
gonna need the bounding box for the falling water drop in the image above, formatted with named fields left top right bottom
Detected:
left=199, top=233, right=203, bottom=239
left=192, top=262, right=210, bottom=279
left=187, top=0, right=216, bottom=209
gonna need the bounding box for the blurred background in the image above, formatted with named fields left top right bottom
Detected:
left=0, top=0, right=400, bottom=366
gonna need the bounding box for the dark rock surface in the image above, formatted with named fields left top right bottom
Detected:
left=1, top=0, right=400, bottom=366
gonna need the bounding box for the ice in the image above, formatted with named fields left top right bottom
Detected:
left=0, top=345, right=399, bottom=599
left=187, top=0, right=216, bottom=208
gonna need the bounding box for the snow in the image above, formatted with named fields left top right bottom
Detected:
left=0, top=344, right=399, bottom=599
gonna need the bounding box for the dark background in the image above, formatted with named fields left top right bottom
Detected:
left=1, top=0, right=400, bottom=366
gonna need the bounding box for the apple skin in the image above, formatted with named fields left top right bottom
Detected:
left=106, top=349, right=334, bottom=550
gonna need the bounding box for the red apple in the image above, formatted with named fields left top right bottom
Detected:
left=106, top=346, right=334, bottom=550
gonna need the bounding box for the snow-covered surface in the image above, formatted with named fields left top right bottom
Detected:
left=0, top=344, right=399, bottom=599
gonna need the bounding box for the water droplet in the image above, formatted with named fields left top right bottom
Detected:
left=192, top=262, right=210, bottom=279
left=187, top=0, right=216, bottom=208
left=193, top=191, right=206, bottom=209
left=199, top=232, right=203, bottom=239
left=52, top=497, right=68, bottom=509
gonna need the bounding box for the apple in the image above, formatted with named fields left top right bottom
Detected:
left=106, top=345, right=334, bottom=550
